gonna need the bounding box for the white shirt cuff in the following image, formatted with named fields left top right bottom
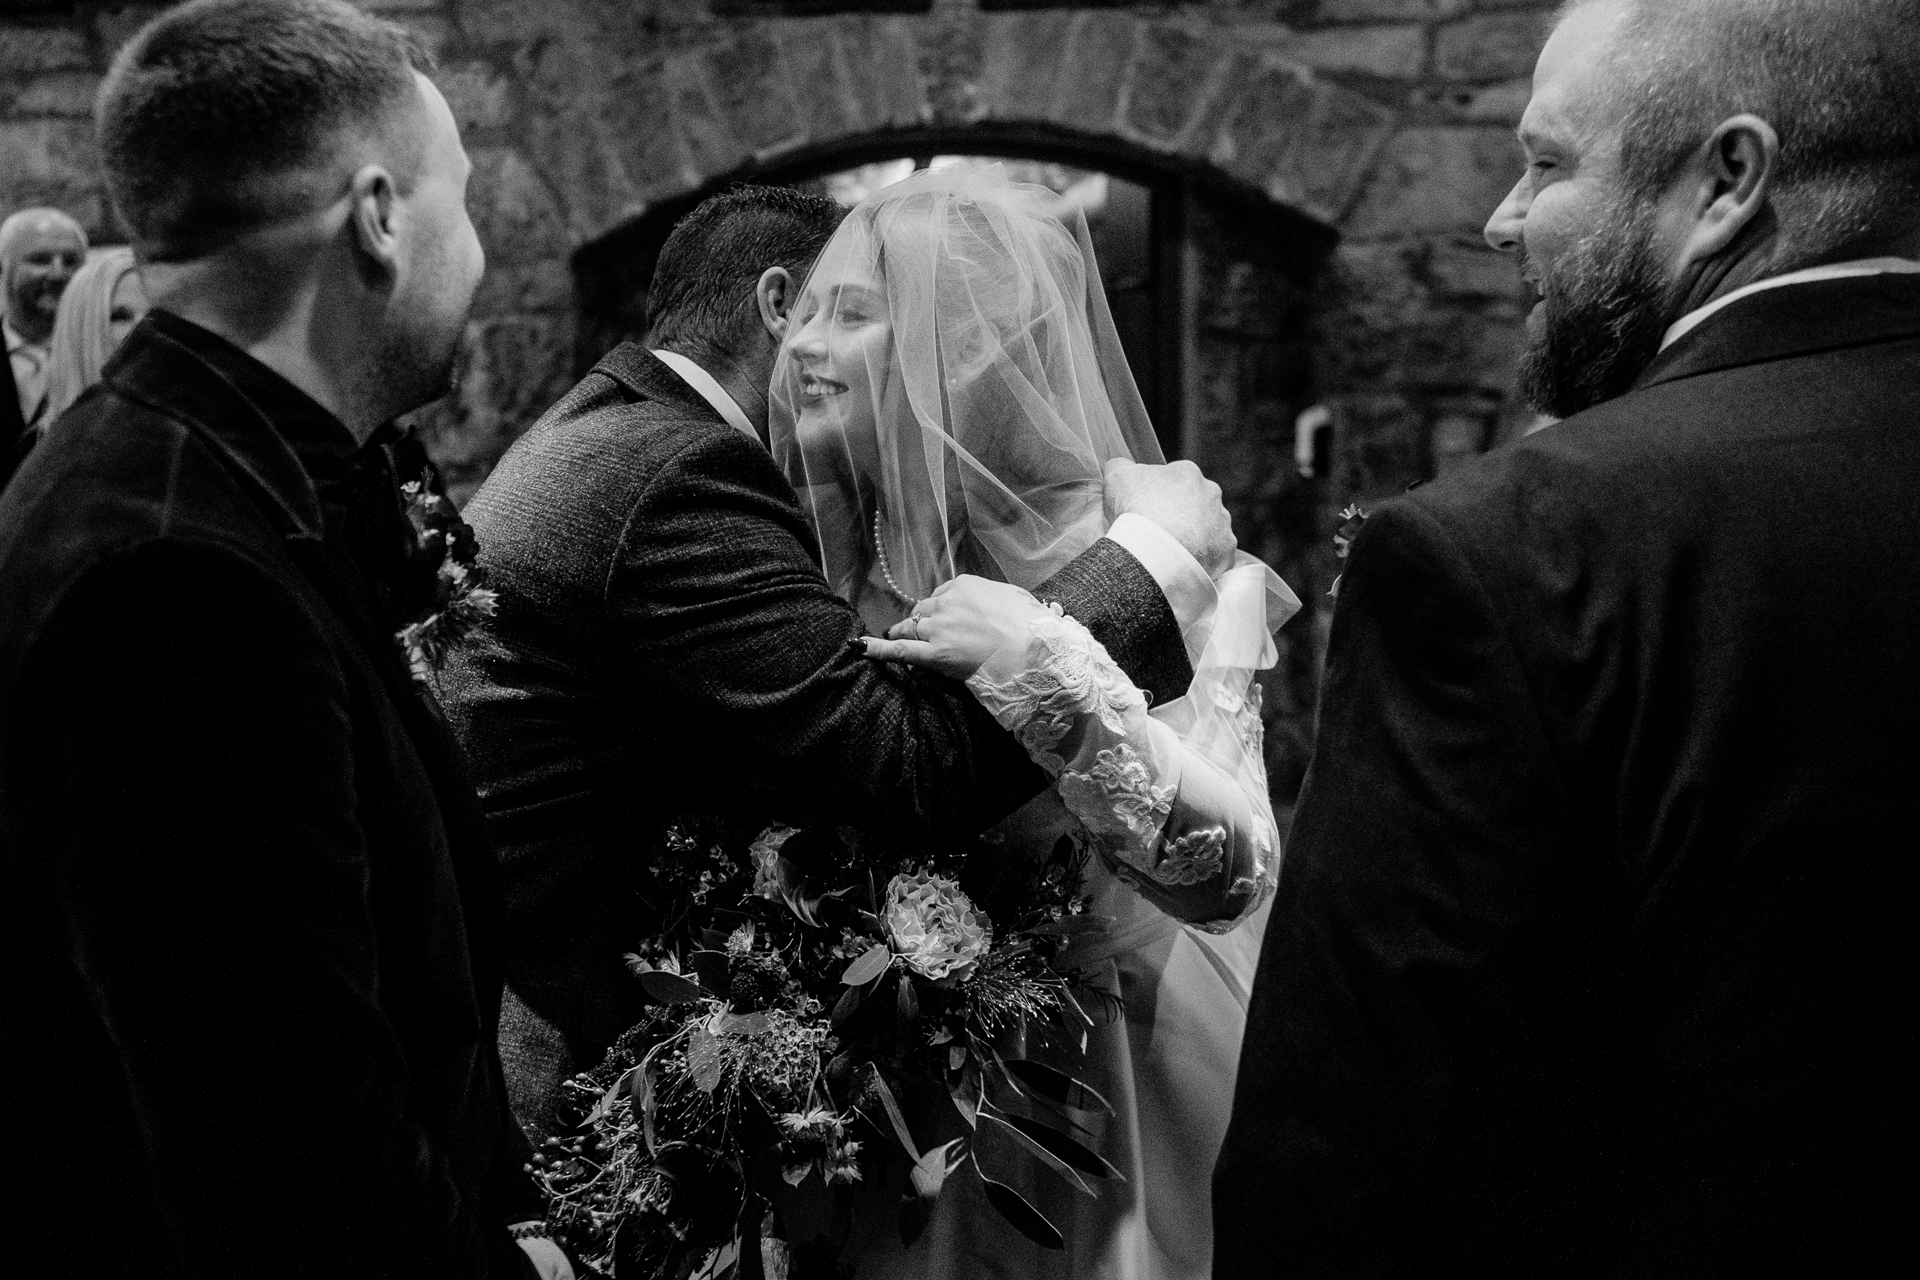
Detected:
left=1105, top=512, right=1216, bottom=637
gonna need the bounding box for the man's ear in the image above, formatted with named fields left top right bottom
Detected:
left=346, top=163, right=403, bottom=289
left=1676, top=113, right=1779, bottom=267
left=755, top=266, right=795, bottom=343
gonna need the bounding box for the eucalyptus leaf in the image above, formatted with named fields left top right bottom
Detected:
left=988, top=1107, right=1123, bottom=1181
left=831, top=984, right=864, bottom=1028
left=688, top=1028, right=726, bottom=1094
left=978, top=1112, right=1093, bottom=1198
left=841, top=943, right=892, bottom=986
left=1002, top=1058, right=1115, bottom=1116
left=909, top=1137, right=966, bottom=1202
left=972, top=1148, right=1064, bottom=1250
left=639, top=970, right=703, bottom=1006
left=866, top=1066, right=922, bottom=1163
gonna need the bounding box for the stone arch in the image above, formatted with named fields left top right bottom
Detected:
left=520, top=10, right=1398, bottom=251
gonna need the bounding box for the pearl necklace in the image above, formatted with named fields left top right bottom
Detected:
left=872, top=511, right=921, bottom=606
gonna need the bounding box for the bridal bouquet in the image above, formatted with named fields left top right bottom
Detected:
left=534, top=819, right=1120, bottom=1279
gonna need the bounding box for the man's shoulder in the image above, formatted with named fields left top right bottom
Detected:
left=465, top=367, right=792, bottom=560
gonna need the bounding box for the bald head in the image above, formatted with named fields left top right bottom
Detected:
left=1571, top=0, right=1920, bottom=261
left=1, top=209, right=89, bottom=344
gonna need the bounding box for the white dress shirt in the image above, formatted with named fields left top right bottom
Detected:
left=650, top=348, right=1217, bottom=639
left=6, top=317, right=50, bottom=431
left=1660, top=256, right=1920, bottom=351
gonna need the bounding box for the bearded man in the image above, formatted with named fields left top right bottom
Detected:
left=1217, top=1, right=1918, bottom=1275
left=0, top=2, right=565, bottom=1277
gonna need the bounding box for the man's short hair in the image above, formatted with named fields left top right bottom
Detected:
left=646, top=186, right=845, bottom=357
left=1581, top=0, right=1920, bottom=263
left=97, top=0, right=431, bottom=262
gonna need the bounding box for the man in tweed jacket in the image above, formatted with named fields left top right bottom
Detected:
left=442, top=187, right=1233, bottom=1137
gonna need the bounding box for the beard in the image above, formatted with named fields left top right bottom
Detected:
left=1517, top=196, right=1682, bottom=419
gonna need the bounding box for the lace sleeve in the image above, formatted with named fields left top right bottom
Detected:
left=967, top=612, right=1277, bottom=929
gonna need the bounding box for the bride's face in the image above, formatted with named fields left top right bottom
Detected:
left=782, top=251, right=893, bottom=478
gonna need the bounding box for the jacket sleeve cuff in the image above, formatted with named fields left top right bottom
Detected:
left=1105, top=513, right=1217, bottom=654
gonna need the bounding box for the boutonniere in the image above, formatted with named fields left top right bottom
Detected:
left=1329, top=503, right=1368, bottom=599
left=395, top=478, right=498, bottom=682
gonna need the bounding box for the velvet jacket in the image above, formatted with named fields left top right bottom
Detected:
left=0, top=311, right=541, bottom=1279
left=1214, top=274, right=1920, bottom=1277
left=440, top=343, right=1195, bottom=1138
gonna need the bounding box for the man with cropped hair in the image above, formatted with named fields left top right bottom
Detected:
left=441, top=181, right=1237, bottom=1142
left=0, top=2, right=564, bottom=1277
left=1220, top=0, right=1920, bottom=1274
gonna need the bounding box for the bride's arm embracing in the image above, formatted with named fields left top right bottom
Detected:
left=865, top=574, right=1282, bottom=928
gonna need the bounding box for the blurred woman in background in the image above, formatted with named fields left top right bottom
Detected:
left=44, top=245, right=147, bottom=425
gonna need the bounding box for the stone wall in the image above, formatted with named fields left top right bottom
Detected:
left=2, top=0, right=1558, bottom=806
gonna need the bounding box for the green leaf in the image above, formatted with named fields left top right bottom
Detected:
left=841, top=943, right=892, bottom=986
left=831, top=984, right=865, bottom=1027
left=639, top=970, right=703, bottom=1005
left=688, top=1028, right=726, bottom=1094
left=895, top=973, right=920, bottom=1059
left=948, top=1062, right=981, bottom=1129
left=973, top=1148, right=1065, bottom=1250
left=987, top=1106, right=1123, bottom=1182
left=866, top=1066, right=921, bottom=1163
left=978, top=1112, right=1092, bottom=1198
left=909, top=1138, right=965, bottom=1202
left=1001, top=1058, right=1115, bottom=1115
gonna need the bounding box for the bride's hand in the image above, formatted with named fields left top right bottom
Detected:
left=860, top=575, right=1050, bottom=679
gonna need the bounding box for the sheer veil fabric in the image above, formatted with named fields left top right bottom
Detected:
left=770, top=164, right=1300, bottom=1279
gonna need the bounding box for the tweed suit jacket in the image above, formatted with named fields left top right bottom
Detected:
left=0, top=312, right=540, bottom=1280
left=441, top=343, right=1194, bottom=1138
left=1215, top=274, right=1920, bottom=1276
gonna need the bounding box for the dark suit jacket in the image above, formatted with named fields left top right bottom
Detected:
left=0, top=312, right=540, bottom=1279
left=1215, top=274, right=1920, bottom=1277
left=0, top=336, right=30, bottom=494
left=441, top=343, right=1193, bottom=1137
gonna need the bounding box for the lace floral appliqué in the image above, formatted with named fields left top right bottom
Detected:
left=1058, top=744, right=1176, bottom=852
left=968, top=614, right=1144, bottom=774
left=1152, top=826, right=1226, bottom=886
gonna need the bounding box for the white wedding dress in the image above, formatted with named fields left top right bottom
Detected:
left=767, top=162, right=1298, bottom=1279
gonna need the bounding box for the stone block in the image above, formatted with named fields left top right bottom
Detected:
left=356, top=0, right=447, bottom=13
left=526, top=106, right=640, bottom=242
left=1424, top=235, right=1524, bottom=300
left=0, top=117, right=100, bottom=189
left=437, top=60, right=517, bottom=134
left=8, top=72, right=102, bottom=118
left=1119, top=22, right=1236, bottom=150
left=1315, top=0, right=1467, bottom=19
left=1206, top=59, right=1319, bottom=204
left=603, top=60, right=700, bottom=199
left=771, top=18, right=866, bottom=142
left=1343, top=124, right=1518, bottom=238
left=456, top=0, right=582, bottom=44
left=917, top=11, right=988, bottom=128
left=1433, top=11, right=1547, bottom=82
left=1409, top=76, right=1531, bottom=125
left=0, top=26, right=92, bottom=74
left=467, top=146, right=569, bottom=265
left=1049, top=11, right=1139, bottom=135
left=471, top=259, right=573, bottom=316
left=94, top=6, right=170, bottom=56
left=835, top=15, right=927, bottom=131
left=1329, top=391, right=1426, bottom=500
left=1283, top=25, right=1426, bottom=79
left=1278, top=82, right=1400, bottom=223
left=1401, top=302, right=1522, bottom=392
left=975, top=10, right=1073, bottom=124
left=701, top=25, right=811, bottom=158
left=660, top=54, right=752, bottom=188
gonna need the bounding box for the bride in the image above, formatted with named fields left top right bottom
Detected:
left=768, top=163, right=1300, bottom=1280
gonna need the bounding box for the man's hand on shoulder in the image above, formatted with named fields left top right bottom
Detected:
left=1103, top=458, right=1235, bottom=578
